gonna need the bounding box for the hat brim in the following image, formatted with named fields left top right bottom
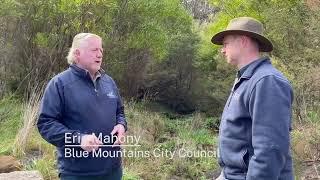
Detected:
left=211, top=30, right=273, bottom=52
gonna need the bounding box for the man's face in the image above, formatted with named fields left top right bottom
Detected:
left=76, top=37, right=103, bottom=75
left=221, top=35, right=242, bottom=66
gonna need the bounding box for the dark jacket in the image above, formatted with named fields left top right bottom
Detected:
left=37, top=64, right=127, bottom=176
left=218, top=57, right=294, bottom=180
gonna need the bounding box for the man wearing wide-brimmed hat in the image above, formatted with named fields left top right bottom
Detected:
left=212, top=17, right=294, bottom=180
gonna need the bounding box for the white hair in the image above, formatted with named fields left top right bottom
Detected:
left=66, top=33, right=101, bottom=64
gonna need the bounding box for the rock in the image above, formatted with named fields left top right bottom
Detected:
left=0, top=156, right=22, bottom=173
left=0, top=171, right=43, bottom=180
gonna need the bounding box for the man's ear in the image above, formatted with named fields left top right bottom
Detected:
left=240, top=36, right=250, bottom=48
left=74, top=49, right=80, bottom=62
left=75, top=49, right=80, bottom=57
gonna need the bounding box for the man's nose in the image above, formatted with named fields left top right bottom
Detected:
left=97, top=51, right=103, bottom=58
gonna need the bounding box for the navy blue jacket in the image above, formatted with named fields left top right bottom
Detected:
left=37, top=64, right=127, bottom=176
left=218, top=58, right=293, bottom=179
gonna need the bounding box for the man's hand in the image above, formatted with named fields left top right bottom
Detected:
left=80, top=133, right=103, bottom=152
left=111, top=124, right=126, bottom=146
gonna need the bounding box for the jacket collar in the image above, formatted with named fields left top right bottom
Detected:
left=69, top=64, right=105, bottom=79
left=240, top=56, right=271, bottom=79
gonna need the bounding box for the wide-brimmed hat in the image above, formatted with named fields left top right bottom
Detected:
left=211, top=17, right=273, bottom=52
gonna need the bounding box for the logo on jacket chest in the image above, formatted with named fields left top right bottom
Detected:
left=100, top=83, right=117, bottom=98
left=107, top=91, right=116, bottom=98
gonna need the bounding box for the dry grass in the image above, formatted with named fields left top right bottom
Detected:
left=292, top=123, right=320, bottom=162
left=13, top=87, right=42, bottom=157
left=292, top=121, right=320, bottom=179
left=123, top=102, right=218, bottom=179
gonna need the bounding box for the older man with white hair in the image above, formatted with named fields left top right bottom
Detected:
left=38, top=33, right=127, bottom=180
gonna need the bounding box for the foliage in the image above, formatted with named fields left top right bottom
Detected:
left=0, top=96, right=22, bottom=155
left=1, top=0, right=320, bottom=179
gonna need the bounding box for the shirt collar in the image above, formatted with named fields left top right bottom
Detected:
left=92, top=71, right=101, bottom=82
left=237, top=63, right=250, bottom=79
left=237, top=56, right=271, bottom=79
left=70, top=64, right=105, bottom=80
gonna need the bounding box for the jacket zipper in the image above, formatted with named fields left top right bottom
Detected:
left=93, top=83, right=98, bottom=96
left=86, top=70, right=100, bottom=96
left=90, top=79, right=98, bottom=96
left=227, top=78, right=240, bottom=107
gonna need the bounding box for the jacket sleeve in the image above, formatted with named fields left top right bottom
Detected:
left=37, top=78, right=81, bottom=147
left=247, top=75, right=293, bottom=179
left=113, top=81, right=127, bottom=131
